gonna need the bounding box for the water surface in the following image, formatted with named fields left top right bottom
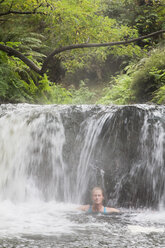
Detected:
left=0, top=201, right=164, bottom=248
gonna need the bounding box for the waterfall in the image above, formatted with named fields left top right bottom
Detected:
left=0, top=104, right=69, bottom=202
left=106, top=105, right=165, bottom=208
left=74, top=109, right=115, bottom=203
left=0, top=104, right=164, bottom=208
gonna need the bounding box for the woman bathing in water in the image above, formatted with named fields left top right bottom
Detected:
left=79, top=187, right=120, bottom=213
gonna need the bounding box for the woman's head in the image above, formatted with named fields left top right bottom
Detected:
left=91, top=187, right=104, bottom=205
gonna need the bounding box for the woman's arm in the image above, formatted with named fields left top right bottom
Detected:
left=77, top=205, right=90, bottom=211
left=106, top=207, right=120, bottom=213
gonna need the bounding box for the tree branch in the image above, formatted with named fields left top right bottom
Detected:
left=41, top=29, right=165, bottom=74
left=0, top=10, right=46, bottom=16
left=0, top=29, right=164, bottom=82
left=0, top=3, right=46, bottom=16
left=0, top=44, right=41, bottom=74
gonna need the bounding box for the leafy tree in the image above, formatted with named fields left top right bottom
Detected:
left=101, top=0, right=165, bottom=47
left=0, top=0, right=164, bottom=104
left=0, top=0, right=142, bottom=74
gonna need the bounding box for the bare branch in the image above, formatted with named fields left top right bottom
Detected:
left=0, top=29, right=164, bottom=84
left=0, top=44, right=41, bottom=74
left=0, top=10, right=47, bottom=16
left=0, top=3, right=47, bottom=16
left=41, top=29, right=165, bottom=74
left=34, top=3, right=43, bottom=12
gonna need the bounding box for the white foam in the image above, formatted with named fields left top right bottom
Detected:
left=128, top=225, right=165, bottom=234
left=131, top=209, right=165, bottom=225
left=0, top=200, right=77, bottom=238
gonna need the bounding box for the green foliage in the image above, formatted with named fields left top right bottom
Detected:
left=0, top=0, right=142, bottom=104
left=131, top=47, right=165, bottom=102
left=0, top=34, right=54, bottom=103
left=43, top=0, right=140, bottom=74
left=48, top=84, right=72, bottom=104
left=97, top=74, right=134, bottom=105
left=70, top=81, right=96, bottom=104
left=101, top=0, right=164, bottom=48
left=153, top=85, right=165, bottom=104
left=98, top=46, right=165, bottom=105
left=0, top=51, right=33, bottom=103
left=0, top=0, right=165, bottom=104
left=0, top=44, right=48, bottom=104
left=18, top=33, right=47, bottom=60
left=0, top=49, right=72, bottom=104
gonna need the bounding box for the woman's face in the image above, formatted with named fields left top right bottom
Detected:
left=92, top=189, right=104, bottom=205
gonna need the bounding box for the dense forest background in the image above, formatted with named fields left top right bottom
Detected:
left=0, top=0, right=165, bottom=104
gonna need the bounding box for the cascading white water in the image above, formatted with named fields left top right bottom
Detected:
left=110, top=105, right=165, bottom=208
left=0, top=104, right=70, bottom=202
left=0, top=105, right=98, bottom=202
left=74, top=109, right=116, bottom=203
left=0, top=104, right=118, bottom=204
left=0, top=104, right=164, bottom=205
left=140, top=108, right=165, bottom=207
left=0, top=106, right=34, bottom=202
